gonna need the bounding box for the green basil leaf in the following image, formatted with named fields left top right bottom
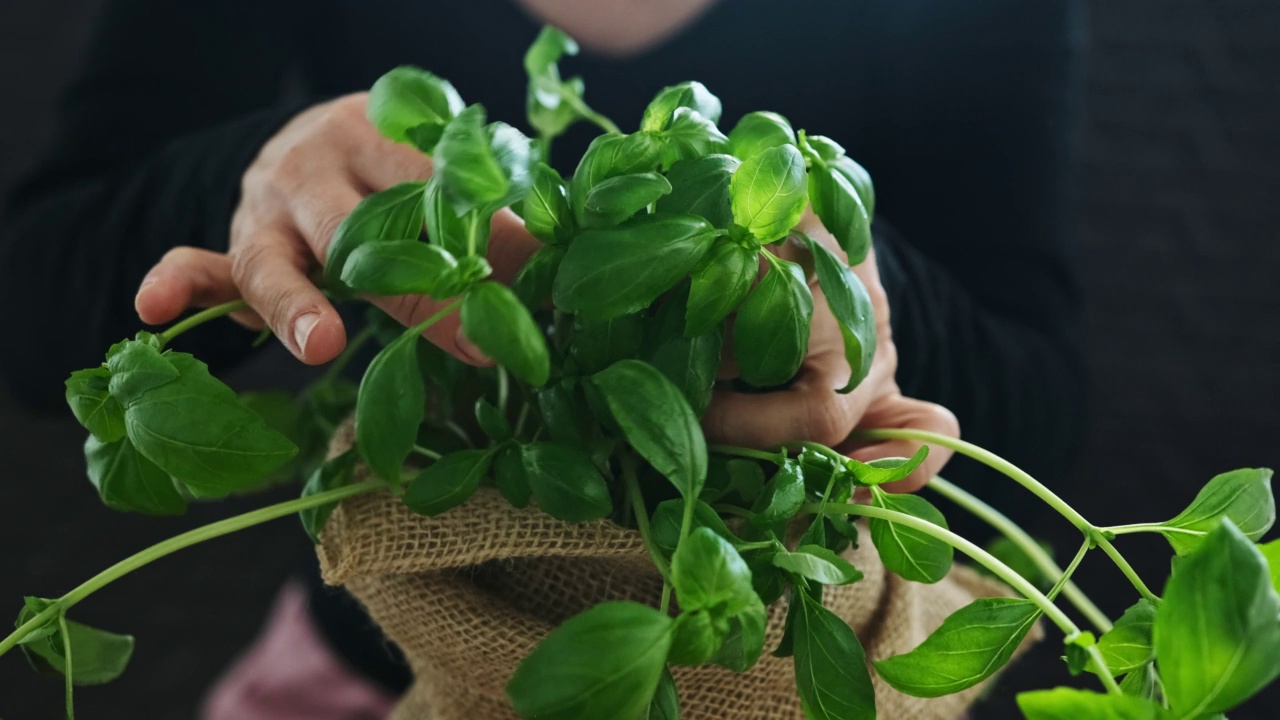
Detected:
left=66, top=368, right=127, bottom=442
left=1260, top=538, right=1280, bottom=593
left=84, top=435, right=186, bottom=516
left=513, top=245, right=565, bottom=310
left=581, top=171, right=672, bottom=228
left=591, top=359, right=707, bottom=501
left=709, top=594, right=768, bottom=672
left=433, top=105, right=509, bottom=214
left=1064, top=631, right=1097, bottom=676
left=868, top=488, right=953, bottom=583
left=1160, top=467, right=1275, bottom=554
left=658, top=154, right=740, bottom=229
left=794, top=590, right=876, bottom=719
left=830, top=155, right=876, bottom=219
left=462, top=281, right=550, bottom=386
left=727, top=111, right=796, bottom=161
left=641, top=81, right=722, bottom=132
left=528, top=76, right=585, bottom=141
left=424, top=176, right=489, bottom=258
left=486, top=121, right=537, bottom=210
left=1017, top=687, right=1173, bottom=720
left=324, top=181, right=427, bottom=295
left=16, top=601, right=135, bottom=686
left=644, top=667, right=681, bottom=720
left=804, top=134, right=846, bottom=161
left=733, top=258, right=813, bottom=387
left=1118, top=664, right=1162, bottom=702
left=356, top=327, right=426, bottom=482
left=570, top=133, right=665, bottom=210
left=535, top=379, right=590, bottom=445
left=340, top=240, right=459, bottom=297
left=521, top=441, right=613, bottom=522
left=810, top=165, right=872, bottom=265
left=874, top=597, right=1040, bottom=698
left=474, top=398, right=512, bottom=442
left=105, top=340, right=179, bottom=404
left=403, top=449, right=492, bottom=516
left=772, top=545, right=863, bottom=586
left=750, top=459, right=806, bottom=529
left=730, top=144, right=808, bottom=243
left=522, top=163, right=574, bottom=244
left=293, top=378, right=359, bottom=480
left=1154, top=519, right=1280, bottom=716
left=1090, top=600, right=1156, bottom=675
left=847, top=449, right=929, bottom=488
left=570, top=312, right=645, bottom=375
left=366, top=66, right=465, bottom=150
left=642, top=293, right=723, bottom=416
left=123, top=353, right=296, bottom=497
left=507, top=601, right=674, bottom=720
left=672, top=527, right=755, bottom=614
left=805, top=234, right=877, bottom=392
left=658, top=108, right=730, bottom=168
left=299, top=450, right=356, bottom=543
left=651, top=498, right=742, bottom=554
left=494, top=444, right=532, bottom=508
left=553, top=214, right=717, bottom=320
left=685, top=239, right=757, bottom=338
left=703, top=456, right=768, bottom=505
left=524, top=26, right=578, bottom=82
left=669, top=609, right=724, bottom=667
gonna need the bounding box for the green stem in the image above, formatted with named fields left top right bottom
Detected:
left=559, top=88, right=621, bottom=134
left=1104, top=523, right=1201, bottom=537
left=411, top=445, right=442, bottom=461
left=853, top=428, right=1091, bottom=533
left=1097, top=539, right=1161, bottom=604
left=622, top=455, right=670, bottom=583
left=157, top=299, right=249, bottom=346
left=927, top=477, right=1112, bottom=633
left=321, top=324, right=376, bottom=384
left=1047, top=539, right=1091, bottom=604
left=709, top=444, right=787, bottom=465
left=60, top=612, right=73, bottom=720
left=806, top=501, right=1123, bottom=694
left=0, top=480, right=383, bottom=659
left=536, top=135, right=552, bottom=164
left=497, top=366, right=510, bottom=414
left=856, top=428, right=1157, bottom=605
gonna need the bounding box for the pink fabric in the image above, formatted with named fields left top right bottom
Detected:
left=201, top=580, right=396, bottom=720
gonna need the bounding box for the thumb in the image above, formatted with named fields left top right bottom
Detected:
left=839, top=395, right=960, bottom=494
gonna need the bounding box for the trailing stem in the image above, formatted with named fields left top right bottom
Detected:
left=854, top=428, right=1161, bottom=605
left=157, top=299, right=249, bottom=346
left=621, top=453, right=673, bottom=613
left=0, top=480, right=383, bottom=659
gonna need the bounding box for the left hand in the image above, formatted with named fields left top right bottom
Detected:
left=701, top=210, right=959, bottom=493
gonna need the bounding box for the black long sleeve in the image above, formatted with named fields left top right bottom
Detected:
left=0, top=1, right=305, bottom=408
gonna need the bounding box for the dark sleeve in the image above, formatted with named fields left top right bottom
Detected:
left=867, top=0, right=1089, bottom=495
left=0, top=0, right=308, bottom=410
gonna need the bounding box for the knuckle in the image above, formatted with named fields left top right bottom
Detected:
left=801, top=396, right=851, bottom=447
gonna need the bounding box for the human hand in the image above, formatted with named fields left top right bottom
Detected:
left=133, top=93, right=540, bottom=366
left=702, top=210, right=959, bottom=492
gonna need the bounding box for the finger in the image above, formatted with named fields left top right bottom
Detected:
left=370, top=292, right=490, bottom=366
left=840, top=396, right=960, bottom=494
left=487, top=208, right=547, bottom=283
left=349, top=138, right=434, bottom=192
left=230, top=227, right=346, bottom=364
left=703, top=349, right=875, bottom=449
left=290, top=182, right=365, bottom=264
left=135, top=247, right=265, bottom=329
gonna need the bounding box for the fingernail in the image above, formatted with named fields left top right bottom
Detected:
left=454, top=327, right=492, bottom=364
left=292, top=312, right=320, bottom=355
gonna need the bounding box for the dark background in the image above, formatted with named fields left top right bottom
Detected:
left=1, top=1, right=1276, bottom=718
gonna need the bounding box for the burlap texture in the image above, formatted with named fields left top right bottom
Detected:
left=317, top=424, right=1040, bottom=720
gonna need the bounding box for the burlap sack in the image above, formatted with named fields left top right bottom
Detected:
left=318, top=424, right=1040, bottom=720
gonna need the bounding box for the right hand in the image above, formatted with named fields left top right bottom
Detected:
left=134, top=93, right=541, bottom=366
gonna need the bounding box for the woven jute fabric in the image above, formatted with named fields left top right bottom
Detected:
left=318, top=423, right=1040, bottom=720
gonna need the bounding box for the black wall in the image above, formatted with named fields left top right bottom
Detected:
left=1, top=1, right=1276, bottom=718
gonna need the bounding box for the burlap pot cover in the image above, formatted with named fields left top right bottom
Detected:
left=318, top=428, right=1041, bottom=720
